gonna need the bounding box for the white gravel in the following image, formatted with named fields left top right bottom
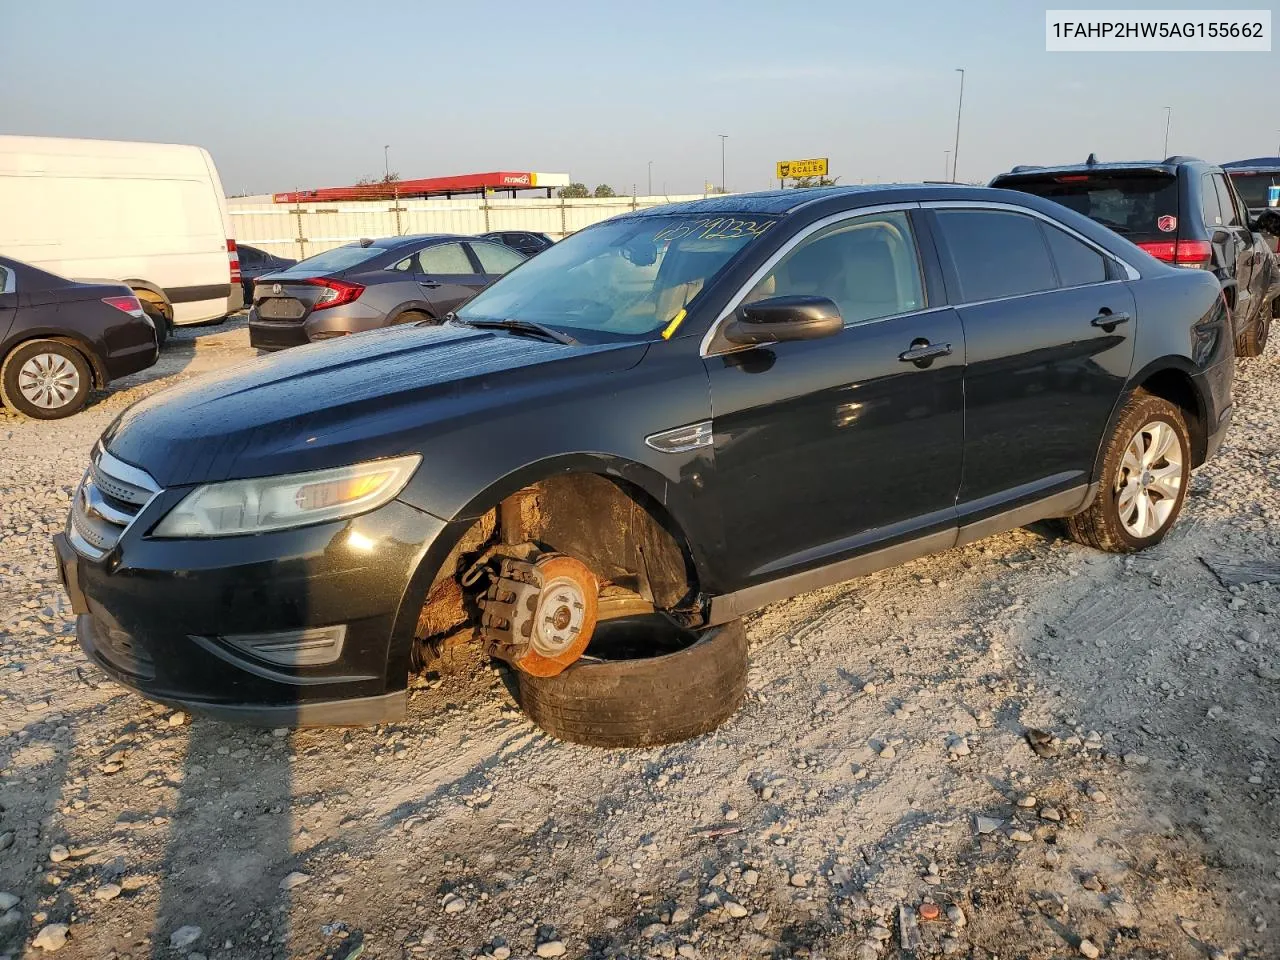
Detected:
left=1, top=318, right=1278, bottom=959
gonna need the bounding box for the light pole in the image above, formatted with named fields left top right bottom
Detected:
left=383, top=144, right=390, bottom=181
left=1162, top=107, right=1172, bottom=157
left=719, top=135, right=728, bottom=194
left=943, top=150, right=951, bottom=181
left=951, top=69, right=965, bottom=183
left=648, top=161, right=653, bottom=197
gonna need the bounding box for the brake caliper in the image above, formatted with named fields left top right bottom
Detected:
left=477, top=554, right=598, bottom=677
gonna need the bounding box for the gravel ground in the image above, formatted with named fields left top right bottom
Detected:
left=1, top=320, right=1277, bottom=960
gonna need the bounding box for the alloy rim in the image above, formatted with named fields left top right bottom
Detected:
left=17, top=353, right=80, bottom=409
left=1115, top=419, right=1183, bottom=539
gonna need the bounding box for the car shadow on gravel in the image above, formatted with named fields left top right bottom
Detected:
left=0, top=721, right=71, bottom=955
left=149, top=715, right=295, bottom=957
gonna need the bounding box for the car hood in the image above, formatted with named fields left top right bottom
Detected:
left=101, top=323, right=648, bottom=488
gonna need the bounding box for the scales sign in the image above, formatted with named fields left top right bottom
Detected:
left=776, top=158, right=829, bottom=179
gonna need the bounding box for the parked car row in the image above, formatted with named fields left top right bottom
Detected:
left=56, top=182, right=1243, bottom=744
left=992, top=154, right=1280, bottom=357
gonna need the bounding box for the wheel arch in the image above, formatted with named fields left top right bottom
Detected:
left=124, top=281, right=173, bottom=320
left=1094, top=357, right=1209, bottom=481
left=1, top=332, right=107, bottom=388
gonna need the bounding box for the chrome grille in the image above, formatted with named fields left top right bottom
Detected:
left=68, top=446, right=160, bottom=559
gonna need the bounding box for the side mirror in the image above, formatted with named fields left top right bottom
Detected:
left=723, top=295, right=843, bottom=346
left=1250, top=209, right=1280, bottom=236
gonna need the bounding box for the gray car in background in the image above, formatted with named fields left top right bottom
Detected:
left=248, top=234, right=525, bottom=350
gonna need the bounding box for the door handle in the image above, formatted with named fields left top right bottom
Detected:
left=1091, top=310, right=1131, bottom=329
left=898, top=340, right=952, bottom=366
left=418, top=279, right=442, bottom=289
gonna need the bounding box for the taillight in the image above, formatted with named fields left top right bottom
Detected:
left=102, top=295, right=145, bottom=318
left=227, top=239, right=241, bottom=282
left=304, top=277, right=365, bottom=311
left=1136, top=239, right=1212, bottom=269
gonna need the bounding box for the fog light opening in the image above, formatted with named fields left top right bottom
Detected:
left=222, top=625, right=347, bottom=667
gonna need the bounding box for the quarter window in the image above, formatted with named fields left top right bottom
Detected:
left=745, top=210, right=925, bottom=326
left=936, top=210, right=1057, bottom=302
left=0, top=265, right=13, bottom=295
left=417, top=242, right=475, bottom=275
left=470, top=241, right=525, bottom=275
left=1042, top=224, right=1108, bottom=287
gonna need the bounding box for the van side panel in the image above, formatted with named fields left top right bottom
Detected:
left=0, top=136, right=235, bottom=324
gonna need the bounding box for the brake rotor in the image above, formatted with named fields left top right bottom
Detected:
left=477, top=553, right=598, bottom=677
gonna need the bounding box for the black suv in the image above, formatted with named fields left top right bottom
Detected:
left=56, top=185, right=1234, bottom=740
left=1223, top=157, right=1280, bottom=250
left=993, top=156, right=1280, bottom=356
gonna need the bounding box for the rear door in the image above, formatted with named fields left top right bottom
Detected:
left=414, top=241, right=485, bottom=315
left=928, top=205, right=1136, bottom=521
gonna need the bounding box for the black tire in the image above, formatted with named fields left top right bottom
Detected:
left=514, top=619, right=748, bottom=747
left=1065, top=391, right=1191, bottom=553
left=1235, top=308, right=1269, bottom=358
left=0, top=340, right=92, bottom=419
left=137, top=297, right=170, bottom=347
left=395, top=310, right=435, bottom=326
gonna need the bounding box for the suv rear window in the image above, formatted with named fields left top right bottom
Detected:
left=1227, top=172, right=1278, bottom=209
left=996, top=173, right=1179, bottom=241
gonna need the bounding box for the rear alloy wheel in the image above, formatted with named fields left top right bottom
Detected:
left=1065, top=391, right=1191, bottom=553
left=0, top=340, right=92, bottom=419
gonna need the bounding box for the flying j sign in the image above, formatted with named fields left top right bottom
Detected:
left=776, top=158, right=829, bottom=179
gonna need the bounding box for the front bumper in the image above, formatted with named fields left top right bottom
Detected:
left=55, top=497, right=454, bottom=726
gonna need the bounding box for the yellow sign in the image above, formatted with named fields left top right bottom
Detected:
left=776, top=158, right=829, bottom=180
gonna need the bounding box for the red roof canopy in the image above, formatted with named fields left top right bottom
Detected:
left=273, top=172, right=546, bottom=203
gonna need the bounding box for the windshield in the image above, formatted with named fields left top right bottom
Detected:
left=999, top=173, right=1179, bottom=241
left=277, top=244, right=383, bottom=275
left=1228, top=172, right=1278, bottom=209
left=456, top=213, right=778, bottom=341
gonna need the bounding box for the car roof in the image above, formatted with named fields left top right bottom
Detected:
left=370, top=233, right=467, bottom=249
left=1222, top=157, right=1280, bottom=172
left=992, top=157, right=1213, bottom=182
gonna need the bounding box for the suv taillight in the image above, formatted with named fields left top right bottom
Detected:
left=1136, top=239, right=1212, bottom=269
left=227, top=239, right=241, bottom=282
left=304, top=277, right=365, bottom=311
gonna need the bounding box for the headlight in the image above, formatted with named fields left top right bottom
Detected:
left=152, top=455, right=421, bottom=538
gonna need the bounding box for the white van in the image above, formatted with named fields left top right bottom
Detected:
left=0, top=135, right=242, bottom=342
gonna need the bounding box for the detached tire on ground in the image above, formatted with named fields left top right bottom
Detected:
left=514, top=619, right=748, bottom=747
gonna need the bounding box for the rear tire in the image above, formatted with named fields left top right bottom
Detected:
left=0, top=340, right=92, bottom=419
left=134, top=292, right=171, bottom=348
left=1235, top=309, right=1270, bottom=357
left=1065, top=391, right=1191, bottom=553
left=514, top=619, right=748, bottom=747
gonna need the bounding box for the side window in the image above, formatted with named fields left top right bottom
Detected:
left=745, top=210, right=925, bottom=326
left=470, top=241, right=525, bottom=276
left=1042, top=224, right=1108, bottom=287
left=417, top=242, right=476, bottom=275
left=1214, top=175, right=1242, bottom=227
left=1201, top=174, right=1223, bottom=227
left=936, top=210, right=1057, bottom=301
left=237, top=246, right=260, bottom=267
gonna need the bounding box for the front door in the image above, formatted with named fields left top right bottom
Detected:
left=928, top=206, right=1136, bottom=520
left=1208, top=173, right=1258, bottom=324
left=415, top=241, right=487, bottom=316
left=704, top=209, right=965, bottom=588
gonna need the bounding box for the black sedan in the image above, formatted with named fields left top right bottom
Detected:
left=248, top=234, right=526, bottom=350
left=57, top=185, right=1231, bottom=732
left=235, top=243, right=296, bottom=303
left=1, top=256, right=158, bottom=419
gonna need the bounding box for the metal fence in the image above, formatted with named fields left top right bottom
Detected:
left=228, top=194, right=708, bottom=262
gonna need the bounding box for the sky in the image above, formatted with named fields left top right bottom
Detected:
left=4, top=0, right=1278, bottom=197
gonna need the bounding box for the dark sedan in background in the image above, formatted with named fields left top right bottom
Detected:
left=235, top=243, right=296, bottom=303
left=479, top=230, right=555, bottom=257
left=1, top=256, right=158, bottom=419
left=248, top=234, right=525, bottom=350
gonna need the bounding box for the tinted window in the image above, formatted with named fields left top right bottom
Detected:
left=237, top=245, right=262, bottom=267
left=0, top=265, right=12, bottom=295
left=936, top=210, right=1057, bottom=301
left=1228, top=172, right=1277, bottom=208
left=747, top=211, right=924, bottom=325
left=1043, top=224, right=1107, bottom=286
left=1214, top=175, right=1243, bottom=227
left=1201, top=174, right=1224, bottom=227
left=418, top=242, right=475, bottom=275
left=996, top=172, right=1179, bottom=241
left=470, top=241, right=525, bottom=275
left=279, top=244, right=383, bottom=275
